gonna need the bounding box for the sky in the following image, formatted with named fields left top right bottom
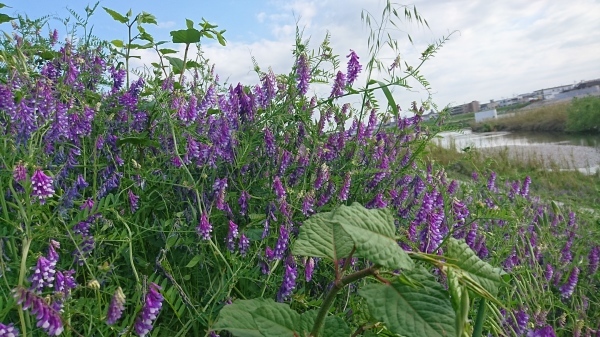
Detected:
left=4, top=0, right=600, bottom=110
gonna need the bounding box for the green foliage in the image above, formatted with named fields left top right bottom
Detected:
left=359, top=267, right=456, bottom=337
left=566, top=95, right=600, bottom=133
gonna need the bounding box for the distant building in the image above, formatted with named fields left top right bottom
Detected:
left=533, top=84, right=575, bottom=100
left=449, top=100, right=480, bottom=115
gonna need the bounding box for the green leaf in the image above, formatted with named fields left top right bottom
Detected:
left=138, top=12, right=157, bottom=24
left=252, top=302, right=301, bottom=336
left=164, top=56, right=184, bottom=72
left=376, top=80, right=400, bottom=118
left=184, top=255, right=202, bottom=268
left=103, top=7, right=128, bottom=24
left=185, top=18, right=194, bottom=29
left=216, top=32, right=227, bottom=46
left=0, top=13, right=15, bottom=24
left=159, top=48, right=178, bottom=55
left=215, top=299, right=301, bottom=337
left=292, top=211, right=354, bottom=262
left=170, top=28, right=202, bottom=44
left=335, top=203, right=414, bottom=270
left=116, top=136, right=159, bottom=148
left=359, top=267, right=456, bottom=337
left=445, top=238, right=504, bottom=297
left=322, top=316, right=352, bottom=337
left=111, top=39, right=124, bottom=48
left=214, top=299, right=265, bottom=337
left=0, top=4, right=11, bottom=9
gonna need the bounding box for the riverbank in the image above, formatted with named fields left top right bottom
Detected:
left=427, top=143, right=600, bottom=209
left=471, top=101, right=569, bottom=132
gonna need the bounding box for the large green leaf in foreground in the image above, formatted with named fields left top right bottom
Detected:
left=359, top=266, right=456, bottom=337
left=293, top=202, right=414, bottom=270
left=215, top=298, right=350, bottom=337
left=446, top=238, right=504, bottom=297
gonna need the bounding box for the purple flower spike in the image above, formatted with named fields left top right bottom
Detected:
left=0, top=322, right=19, bottom=337
left=528, top=325, right=556, bottom=337
left=277, top=257, right=297, bottom=302
left=273, top=176, right=286, bottom=200
left=31, top=168, right=55, bottom=204
left=239, top=234, right=250, bottom=257
left=274, top=226, right=289, bottom=260
left=226, top=220, right=239, bottom=253
left=238, top=191, right=250, bottom=215
left=197, top=212, right=212, bottom=240
left=296, top=54, right=310, bottom=96
left=134, top=283, right=163, bottom=337
left=305, top=257, right=315, bottom=282
left=487, top=172, right=497, bottom=192
left=13, top=162, right=27, bottom=182
left=338, top=172, right=351, bottom=201
left=128, top=190, right=139, bottom=213
left=520, top=176, right=531, bottom=197
left=560, top=267, right=579, bottom=299
left=330, top=71, right=346, bottom=98
left=106, top=287, right=126, bottom=325
left=13, top=287, right=64, bottom=336
left=346, top=49, right=362, bottom=86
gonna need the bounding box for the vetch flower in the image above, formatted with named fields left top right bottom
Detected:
left=520, top=176, right=531, bottom=197
left=345, top=49, right=362, bottom=86
left=0, top=322, right=19, bottom=336
left=128, top=190, right=139, bottom=213
left=560, top=267, right=579, bottom=299
left=197, top=212, right=212, bottom=241
left=274, top=226, right=289, bottom=260
left=31, top=168, right=55, bottom=204
left=13, top=287, right=64, bottom=336
left=239, top=234, right=250, bottom=257
left=277, top=257, right=297, bottom=302
left=13, top=162, right=27, bottom=182
left=338, top=172, right=351, bottom=201
left=330, top=71, right=346, bottom=98
left=296, top=54, right=310, bottom=96
left=134, top=283, right=163, bottom=337
left=238, top=190, right=249, bottom=215
left=106, top=287, right=126, bottom=325
left=226, top=220, right=239, bottom=253
left=273, top=176, right=286, bottom=200
left=588, top=246, right=599, bottom=276
left=305, top=257, right=315, bottom=282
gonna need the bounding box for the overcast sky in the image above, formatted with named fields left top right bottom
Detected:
left=6, top=0, right=600, bottom=109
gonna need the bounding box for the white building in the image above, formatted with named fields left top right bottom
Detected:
left=533, top=84, right=575, bottom=100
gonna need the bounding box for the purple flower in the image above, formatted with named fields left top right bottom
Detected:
left=447, top=180, right=458, bottom=195
left=274, top=226, right=289, bottom=260
left=313, top=164, right=329, bottom=190
left=296, top=54, right=310, bottom=95
left=0, top=322, right=19, bottom=336
left=273, top=176, right=286, bottom=200
left=29, top=242, right=60, bottom=293
left=520, top=176, right=531, bottom=197
left=239, top=234, right=250, bottom=257
left=366, top=193, right=387, bottom=209
left=560, top=267, right=579, bottom=299
left=338, top=173, right=351, bottom=201
left=13, top=287, right=64, bottom=336
left=277, top=257, right=297, bottom=302
left=330, top=71, right=346, bottom=98
left=238, top=191, right=250, bottom=215
left=13, top=162, right=27, bottom=182
left=31, top=168, right=55, bottom=204
left=134, top=283, right=163, bottom=337
left=80, top=198, right=94, bottom=211
left=527, top=325, right=556, bottom=337
left=301, top=192, right=315, bottom=216
left=305, top=257, right=315, bottom=282
left=589, top=246, right=599, bottom=276
left=128, top=190, right=139, bottom=213
left=264, top=128, right=276, bottom=157
left=345, top=50, right=362, bottom=86
left=106, top=287, right=126, bottom=325
left=213, top=178, right=228, bottom=211
left=197, top=212, right=212, bottom=240
left=544, top=264, right=554, bottom=281
left=487, top=172, right=497, bottom=192
left=226, top=220, right=239, bottom=253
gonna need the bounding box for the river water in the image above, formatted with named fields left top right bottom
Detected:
left=434, top=129, right=600, bottom=174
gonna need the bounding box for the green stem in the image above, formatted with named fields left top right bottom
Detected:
left=178, top=43, right=190, bottom=85
left=309, top=266, right=377, bottom=337
left=17, top=237, right=32, bottom=336
left=472, top=299, right=486, bottom=337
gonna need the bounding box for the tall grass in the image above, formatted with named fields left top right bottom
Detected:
left=426, top=144, right=600, bottom=209
left=471, top=102, right=569, bottom=132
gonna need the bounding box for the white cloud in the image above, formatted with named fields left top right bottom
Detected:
left=131, top=0, right=600, bottom=112
left=157, top=21, right=176, bottom=29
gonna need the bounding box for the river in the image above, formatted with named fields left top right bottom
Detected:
left=434, top=129, right=600, bottom=174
